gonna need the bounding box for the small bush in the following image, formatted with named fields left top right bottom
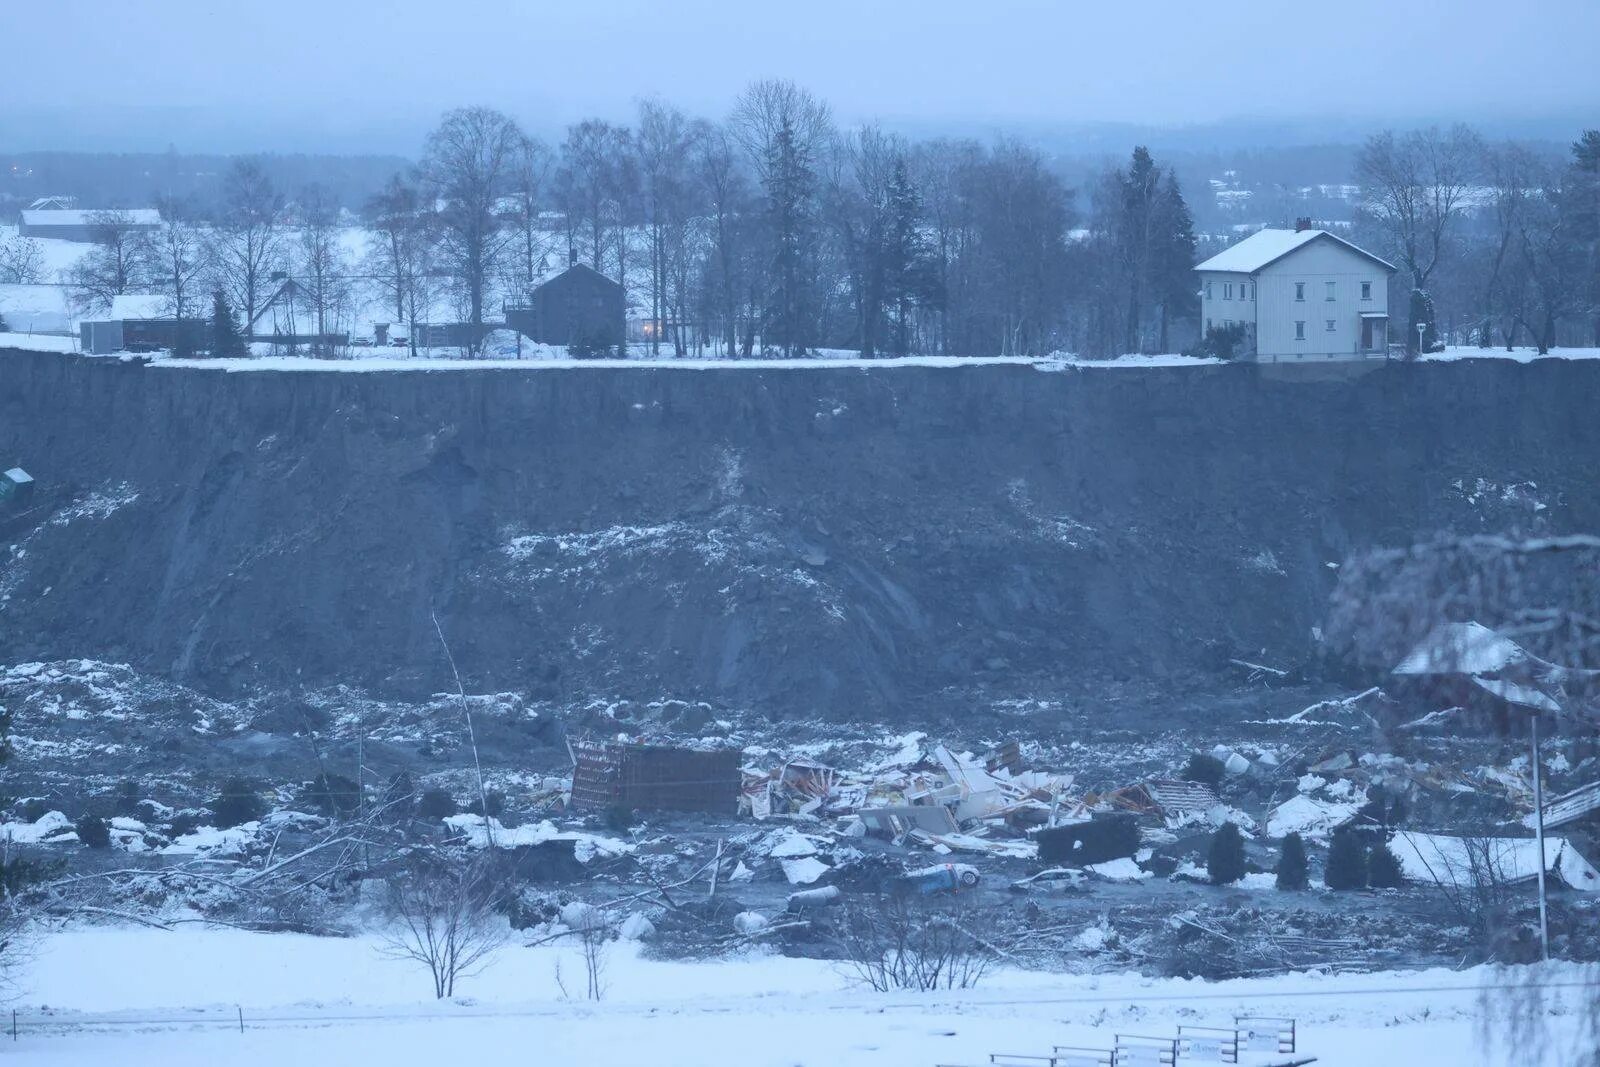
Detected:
left=1187, top=321, right=1250, bottom=361
left=416, top=788, right=458, bottom=820
left=15, top=798, right=51, bottom=823
left=165, top=809, right=206, bottom=838
left=75, top=813, right=112, bottom=849
left=1207, top=821, right=1247, bottom=885
left=1037, top=814, right=1141, bottom=866
left=300, top=773, right=361, bottom=818
left=211, top=777, right=267, bottom=828
left=1324, top=827, right=1368, bottom=890
left=1182, top=754, right=1226, bottom=787
left=112, top=781, right=142, bottom=818
left=1276, top=832, right=1309, bottom=890
left=601, top=804, right=634, bottom=833
left=1367, top=842, right=1406, bottom=888
left=463, top=789, right=506, bottom=819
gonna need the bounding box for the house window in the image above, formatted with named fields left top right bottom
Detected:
left=1224, top=282, right=1233, bottom=300
left=1248, top=283, right=1255, bottom=300
left=1205, top=281, right=1212, bottom=300
left=1361, top=281, right=1372, bottom=301
left=1295, top=321, right=1306, bottom=340
left=1294, top=282, right=1305, bottom=301
left=1325, top=319, right=1336, bottom=332
left=1206, top=318, right=1212, bottom=333
left=1326, top=281, right=1336, bottom=301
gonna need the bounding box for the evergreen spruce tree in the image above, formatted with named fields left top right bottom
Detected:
left=1276, top=832, right=1310, bottom=890
left=1324, top=827, right=1368, bottom=890
left=1152, top=171, right=1199, bottom=353
left=762, top=118, right=817, bottom=358
left=1207, top=821, right=1247, bottom=885
left=1406, top=288, right=1439, bottom=356
left=1367, top=842, right=1406, bottom=888
left=210, top=288, right=246, bottom=358
left=880, top=156, right=941, bottom=357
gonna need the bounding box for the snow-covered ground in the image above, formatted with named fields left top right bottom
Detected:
left=5, top=926, right=1587, bottom=1065
left=0, top=339, right=1220, bottom=371
left=1425, top=345, right=1600, bottom=363
left=8, top=331, right=1600, bottom=371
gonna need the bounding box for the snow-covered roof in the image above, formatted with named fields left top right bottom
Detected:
left=0, top=283, right=75, bottom=333
left=1194, top=228, right=1395, bottom=274
left=1392, top=621, right=1529, bottom=677
left=19, top=208, right=162, bottom=228
left=1529, top=779, right=1600, bottom=831
left=1470, top=675, right=1561, bottom=713
left=110, top=294, right=169, bottom=320
left=3, top=468, right=32, bottom=485
left=1391, top=831, right=1599, bottom=892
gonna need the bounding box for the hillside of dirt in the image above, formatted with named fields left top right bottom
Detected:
left=2, top=351, right=1597, bottom=719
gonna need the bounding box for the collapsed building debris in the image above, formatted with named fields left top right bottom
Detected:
left=1528, top=778, right=1600, bottom=832
left=1098, top=779, right=1223, bottom=820
left=739, top=739, right=1072, bottom=862
left=1392, top=620, right=1599, bottom=724
left=1390, top=831, right=1600, bottom=893
left=570, top=739, right=741, bottom=814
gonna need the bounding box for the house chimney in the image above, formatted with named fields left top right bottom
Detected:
left=1294, top=216, right=1313, bottom=233
left=569, top=248, right=578, bottom=268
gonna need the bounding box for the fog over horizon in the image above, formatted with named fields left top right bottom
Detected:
left=2, top=0, right=1596, bottom=155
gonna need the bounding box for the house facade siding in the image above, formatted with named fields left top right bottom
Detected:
left=1198, top=232, right=1393, bottom=362
left=507, top=264, right=625, bottom=349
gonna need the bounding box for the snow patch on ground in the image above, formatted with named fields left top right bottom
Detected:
left=8, top=926, right=1585, bottom=1066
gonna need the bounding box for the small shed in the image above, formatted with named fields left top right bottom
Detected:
left=570, top=740, right=741, bottom=814
left=0, top=468, right=34, bottom=506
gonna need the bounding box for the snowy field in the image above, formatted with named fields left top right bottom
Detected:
left=4, top=926, right=1588, bottom=1065
left=5, top=332, right=1600, bottom=371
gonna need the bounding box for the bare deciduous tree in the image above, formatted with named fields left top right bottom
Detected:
left=365, top=174, right=436, bottom=359
left=636, top=100, right=704, bottom=357
left=0, top=235, right=46, bottom=285
left=378, top=850, right=508, bottom=999
left=1357, top=125, right=1483, bottom=353
left=294, top=185, right=351, bottom=358
left=67, top=211, right=151, bottom=313
left=832, top=894, right=995, bottom=992
left=214, top=158, right=285, bottom=339
left=504, top=135, right=555, bottom=300
left=147, top=203, right=210, bottom=353
left=420, top=107, right=524, bottom=356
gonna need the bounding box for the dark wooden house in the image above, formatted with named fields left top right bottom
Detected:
left=504, top=262, right=625, bottom=351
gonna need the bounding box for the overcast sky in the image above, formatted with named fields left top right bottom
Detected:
left=3, top=0, right=1597, bottom=153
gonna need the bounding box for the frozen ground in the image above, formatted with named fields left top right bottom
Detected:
left=7, top=926, right=1585, bottom=1066
left=7, top=332, right=1600, bottom=368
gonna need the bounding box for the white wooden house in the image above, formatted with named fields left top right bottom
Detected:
left=1195, top=221, right=1396, bottom=362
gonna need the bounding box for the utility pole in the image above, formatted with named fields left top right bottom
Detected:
left=1530, top=712, right=1550, bottom=961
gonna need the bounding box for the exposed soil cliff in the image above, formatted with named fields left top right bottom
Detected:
left=2, top=351, right=1595, bottom=717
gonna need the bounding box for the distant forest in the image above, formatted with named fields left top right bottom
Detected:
left=0, top=152, right=408, bottom=216
left=2, top=87, right=1594, bottom=360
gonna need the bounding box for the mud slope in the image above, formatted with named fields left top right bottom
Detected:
left=1, top=351, right=1595, bottom=715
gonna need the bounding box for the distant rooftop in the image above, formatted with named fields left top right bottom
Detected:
left=19, top=208, right=162, bottom=228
